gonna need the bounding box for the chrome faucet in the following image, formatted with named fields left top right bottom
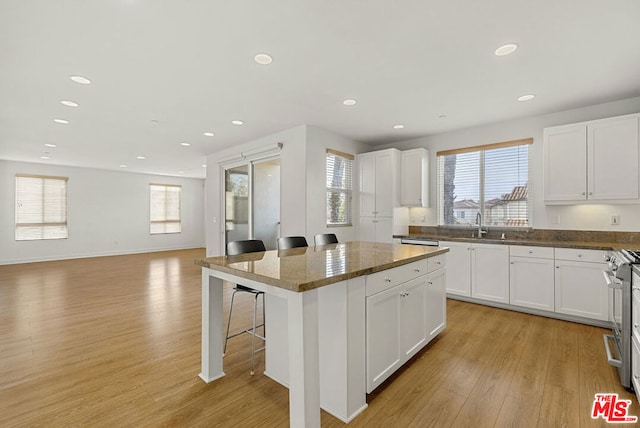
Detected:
left=475, top=212, right=488, bottom=238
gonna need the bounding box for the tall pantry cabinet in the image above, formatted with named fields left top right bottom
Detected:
left=358, top=149, right=401, bottom=243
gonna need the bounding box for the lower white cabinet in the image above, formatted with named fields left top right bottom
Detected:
left=366, top=260, right=445, bottom=393
left=441, top=241, right=471, bottom=296
left=554, top=248, right=608, bottom=321
left=441, top=241, right=509, bottom=303
left=509, top=246, right=555, bottom=311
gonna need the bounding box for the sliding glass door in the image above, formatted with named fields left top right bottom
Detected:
left=224, top=157, right=280, bottom=251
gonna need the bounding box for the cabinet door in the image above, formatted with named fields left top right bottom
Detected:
left=400, top=277, right=428, bottom=360
left=375, top=153, right=394, bottom=217
left=588, top=116, right=639, bottom=200
left=359, top=154, right=377, bottom=217
left=441, top=241, right=471, bottom=296
left=472, top=244, right=510, bottom=303
left=543, top=124, right=587, bottom=201
left=374, top=217, right=393, bottom=243
left=401, top=149, right=428, bottom=207
left=358, top=217, right=376, bottom=242
left=554, top=260, right=608, bottom=321
left=509, top=256, right=555, bottom=311
left=366, top=285, right=402, bottom=393
left=425, top=268, right=446, bottom=340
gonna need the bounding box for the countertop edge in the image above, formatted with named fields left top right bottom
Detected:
left=396, top=234, right=618, bottom=251
left=195, top=246, right=449, bottom=293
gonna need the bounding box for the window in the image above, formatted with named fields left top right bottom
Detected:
left=150, top=184, right=182, bottom=234
left=326, top=149, right=354, bottom=226
left=437, top=138, right=532, bottom=227
left=15, top=174, right=68, bottom=240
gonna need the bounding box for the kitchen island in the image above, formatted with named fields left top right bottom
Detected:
left=195, top=241, right=448, bottom=427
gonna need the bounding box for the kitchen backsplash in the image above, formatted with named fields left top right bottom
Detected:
left=408, top=225, right=640, bottom=246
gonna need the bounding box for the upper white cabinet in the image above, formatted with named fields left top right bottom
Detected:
left=543, top=113, right=640, bottom=203
left=401, top=148, right=429, bottom=207
left=358, top=149, right=401, bottom=242
left=359, top=149, right=400, bottom=217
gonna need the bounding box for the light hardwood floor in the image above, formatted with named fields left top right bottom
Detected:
left=0, top=248, right=637, bottom=427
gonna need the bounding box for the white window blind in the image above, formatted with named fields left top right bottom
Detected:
left=326, top=149, right=354, bottom=226
left=150, top=184, right=182, bottom=234
left=437, top=139, right=531, bottom=227
left=15, top=174, right=68, bottom=240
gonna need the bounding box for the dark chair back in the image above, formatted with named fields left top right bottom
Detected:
left=314, top=233, right=338, bottom=245
left=227, top=239, right=266, bottom=256
left=277, top=236, right=308, bottom=250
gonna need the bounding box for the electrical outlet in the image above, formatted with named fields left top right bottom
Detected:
left=611, top=215, right=620, bottom=225
left=551, top=215, right=560, bottom=225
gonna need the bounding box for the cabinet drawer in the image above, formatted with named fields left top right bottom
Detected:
left=509, top=245, right=554, bottom=259
left=427, top=254, right=445, bottom=272
left=555, top=247, right=607, bottom=263
left=366, top=259, right=427, bottom=296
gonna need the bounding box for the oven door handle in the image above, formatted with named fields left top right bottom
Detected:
left=603, top=334, right=623, bottom=368
left=603, top=271, right=622, bottom=289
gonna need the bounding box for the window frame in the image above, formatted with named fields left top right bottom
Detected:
left=149, top=183, right=182, bottom=235
left=325, top=149, right=354, bottom=227
left=436, top=138, right=532, bottom=228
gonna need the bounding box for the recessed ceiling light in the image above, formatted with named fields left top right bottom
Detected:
left=40, top=156, right=51, bottom=160
left=61, top=100, right=79, bottom=107
left=70, top=75, right=91, bottom=85
left=254, top=53, right=273, bottom=65
left=494, top=43, right=518, bottom=56
left=393, top=124, right=405, bottom=129
left=343, top=99, right=357, bottom=106
left=518, top=94, right=536, bottom=102
left=178, top=171, right=185, bottom=174
left=53, top=119, right=69, bottom=124
left=231, top=120, right=244, bottom=125
left=120, top=164, right=128, bottom=168
left=136, top=156, right=146, bottom=160
left=203, top=132, right=214, bottom=137
left=180, top=142, right=191, bottom=147
left=44, top=143, right=57, bottom=148
left=202, top=164, right=207, bottom=168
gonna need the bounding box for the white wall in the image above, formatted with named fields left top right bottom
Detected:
left=377, top=96, right=640, bottom=232
left=205, top=125, right=369, bottom=256
left=0, top=160, right=205, bottom=264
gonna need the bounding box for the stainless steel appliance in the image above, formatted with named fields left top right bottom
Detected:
left=603, top=249, right=640, bottom=390
left=400, top=237, right=439, bottom=246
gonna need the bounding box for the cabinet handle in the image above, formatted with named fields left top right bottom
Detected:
left=414, top=268, right=420, bottom=273
left=510, top=262, right=514, bottom=265
left=556, top=266, right=560, bottom=269
left=578, top=254, right=582, bottom=258
left=589, top=192, right=593, bottom=196
left=635, top=375, right=640, bottom=380
left=528, top=250, right=533, bottom=254
left=428, top=281, right=433, bottom=285
left=633, top=287, right=640, bottom=291
left=435, top=261, right=441, bottom=265
left=582, top=192, right=586, bottom=196
left=384, top=278, right=391, bottom=282
left=635, top=324, right=639, bottom=328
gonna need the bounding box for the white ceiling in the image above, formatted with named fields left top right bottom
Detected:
left=1, top=0, right=639, bottom=179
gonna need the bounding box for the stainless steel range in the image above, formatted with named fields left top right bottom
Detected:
left=603, top=249, right=640, bottom=391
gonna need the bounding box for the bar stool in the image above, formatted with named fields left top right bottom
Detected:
left=314, top=233, right=338, bottom=245
left=225, top=239, right=267, bottom=375
left=277, top=236, right=308, bottom=250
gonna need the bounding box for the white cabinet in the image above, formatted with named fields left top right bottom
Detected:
left=358, top=149, right=401, bottom=242
left=365, top=256, right=445, bottom=393
left=441, top=241, right=471, bottom=296
left=441, top=241, right=509, bottom=304
left=359, top=149, right=399, bottom=217
left=509, top=246, right=555, bottom=311
left=544, top=114, right=639, bottom=203
left=425, top=267, right=446, bottom=340
left=473, top=244, right=510, bottom=304
left=554, top=248, right=608, bottom=321
left=401, top=148, right=429, bottom=207
left=358, top=217, right=393, bottom=243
